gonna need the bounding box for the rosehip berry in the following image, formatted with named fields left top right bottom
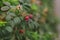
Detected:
left=19, top=30, right=24, bottom=33
left=29, top=14, right=33, bottom=18
left=25, top=16, right=29, bottom=21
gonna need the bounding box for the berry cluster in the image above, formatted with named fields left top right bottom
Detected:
left=25, top=14, right=33, bottom=21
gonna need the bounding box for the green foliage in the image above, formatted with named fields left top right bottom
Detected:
left=2, top=0, right=19, bottom=5
left=0, top=21, right=7, bottom=27
left=31, top=4, right=38, bottom=11
left=0, top=0, right=58, bottom=40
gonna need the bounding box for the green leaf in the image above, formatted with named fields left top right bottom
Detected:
left=3, top=2, right=11, bottom=6
left=13, top=17, right=21, bottom=24
left=9, top=20, right=15, bottom=27
left=7, top=12, right=16, bottom=17
left=0, top=21, right=7, bottom=27
left=5, top=26, right=13, bottom=32
left=31, top=4, right=38, bottom=11
left=1, top=6, right=10, bottom=11
left=6, top=15, right=12, bottom=21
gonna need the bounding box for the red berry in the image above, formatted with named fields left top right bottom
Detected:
left=19, top=30, right=24, bottom=33
left=29, top=14, right=33, bottom=18
left=25, top=16, right=29, bottom=21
